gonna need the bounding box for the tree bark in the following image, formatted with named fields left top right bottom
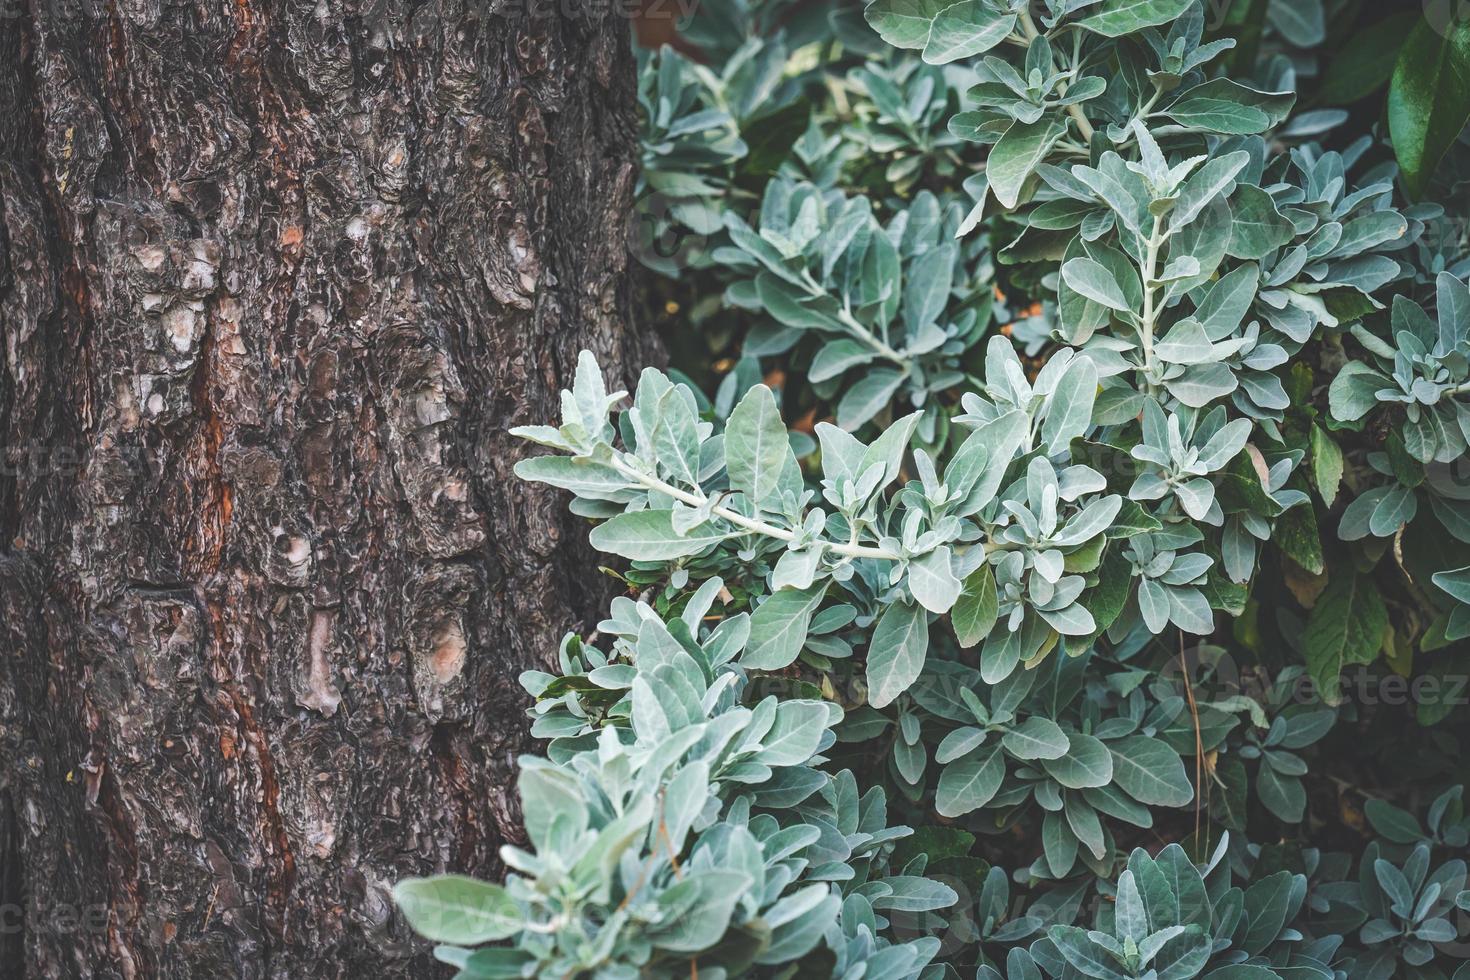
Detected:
left=0, top=1, right=650, bottom=976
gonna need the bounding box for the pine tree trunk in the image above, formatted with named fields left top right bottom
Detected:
left=0, top=2, right=649, bottom=976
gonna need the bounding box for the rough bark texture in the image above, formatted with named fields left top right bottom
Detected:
left=0, top=1, right=650, bottom=976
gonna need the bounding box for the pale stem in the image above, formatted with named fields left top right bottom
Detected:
left=608, top=455, right=901, bottom=561
left=1140, top=215, right=1166, bottom=381
left=800, top=272, right=909, bottom=367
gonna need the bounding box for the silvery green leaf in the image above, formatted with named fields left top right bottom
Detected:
left=726, top=385, right=802, bottom=507
left=923, top=1, right=1016, bottom=64
left=1267, top=0, right=1324, bottom=46
left=863, top=0, right=951, bottom=49
left=1075, top=0, right=1194, bottom=36
left=654, top=384, right=702, bottom=486
left=811, top=337, right=876, bottom=382
left=758, top=700, right=829, bottom=766
left=903, top=243, right=956, bottom=332
left=1167, top=586, right=1216, bottom=634
left=1053, top=496, right=1122, bottom=547
left=744, top=584, right=828, bottom=670
left=1041, top=733, right=1114, bottom=789
left=514, top=456, right=632, bottom=499
left=957, top=410, right=1029, bottom=515
left=1058, top=465, right=1108, bottom=500
left=838, top=368, right=907, bottom=430
left=1108, top=736, right=1194, bottom=807
left=1198, top=419, right=1253, bottom=471
left=1158, top=256, right=1202, bottom=283
left=1061, top=257, right=1132, bottom=312
left=1002, top=717, right=1070, bottom=761
left=990, top=117, right=1067, bottom=209
left=1174, top=479, right=1215, bottom=521
left=1042, top=356, right=1099, bottom=455
left=1155, top=319, right=1223, bottom=365
left=1167, top=79, right=1295, bottom=134
left=773, top=546, right=824, bottom=591
left=1333, top=211, right=1408, bottom=259
left=510, top=424, right=577, bottom=452
left=1170, top=151, right=1250, bottom=231
left=861, top=410, right=924, bottom=487
left=871, top=876, right=959, bottom=913
left=1227, top=185, right=1296, bottom=259
left=936, top=745, right=1005, bottom=817
left=393, top=876, right=523, bottom=945
left=1368, top=484, right=1417, bottom=537
left=816, top=421, right=867, bottom=484
left=1328, top=361, right=1392, bottom=421
left=909, top=546, right=962, bottom=613
left=1138, top=577, right=1170, bottom=633
left=867, top=600, right=930, bottom=708
left=572, top=349, right=619, bottom=439
left=937, top=726, right=989, bottom=764
left=1167, top=363, right=1239, bottom=408
left=590, top=510, right=731, bottom=560
left=647, top=871, right=752, bottom=952
left=1037, top=602, right=1096, bottom=636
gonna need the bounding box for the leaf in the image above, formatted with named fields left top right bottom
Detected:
left=1061, top=257, right=1131, bottom=312
left=989, top=118, right=1066, bottom=209
left=590, top=510, right=731, bottom=560
left=1317, top=14, right=1418, bottom=106
left=1043, top=357, right=1099, bottom=455
left=1365, top=798, right=1427, bottom=844
left=903, top=243, right=956, bottom=332
left=1256, top=765, right=1306, bottom=823
left=1002, top=717, right=1070, bottom=760
left=744, top=584, right=829, bottom=670
left=1167, top=79, right=1294, bottom=135
left=1042, top=733, right=1114, bottom=789
left=1311, top=425, right=1344, bottom=507
left=1170, top=151, right=1250, bottom=232
left=647, top=871, right=752, bottom=951
left=1390, top=15, right=1470, bottom=198
left=863, top=0, right=951, bottom=49
left=1266, top=0, right=1323, bottom=47
left=909, top=546, right=962, bottom=613
left=1226, top=185, right=1295, bottom=259
left=1108, top=736, right=1194, bottom=807
left=838, top=368, right=906, bottom=430
left=867, top=601, right=930, bottom=708
left=514, top=456, right=630, bottom=497
left=954, top=564, right=999, bottom=647
left=1276, top=505, right=1324, bottom=576
left=936, top=746, right=1005, bottom=817
left=1327, top=361, right=1390, bottom=422
left=393, top=876, right=522, bottom=944
left=923, top=1, right=1016, bottom=64
left=1076, top=0, right=1194, bottom=37
left=810, top=339, right=878, bottom=383
left=758, top=700, right=829, bottom=765
left=1304, top=570, right=1387, bottom=702
left=726, top=385, right=800, bottom=507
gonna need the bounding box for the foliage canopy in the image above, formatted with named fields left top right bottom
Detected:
left=397, top=2, right=1470, bottom=977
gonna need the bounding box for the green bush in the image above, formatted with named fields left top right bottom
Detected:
left=395, top=1, right=1470, bottom=977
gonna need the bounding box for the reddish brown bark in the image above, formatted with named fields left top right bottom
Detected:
left=0, top=2, right=650, bottom=975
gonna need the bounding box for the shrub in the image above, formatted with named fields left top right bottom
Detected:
left=395, top=2, right=1470, bottom=977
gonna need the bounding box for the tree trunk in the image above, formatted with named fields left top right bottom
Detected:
left=0, top=2, right=649, bottom=976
